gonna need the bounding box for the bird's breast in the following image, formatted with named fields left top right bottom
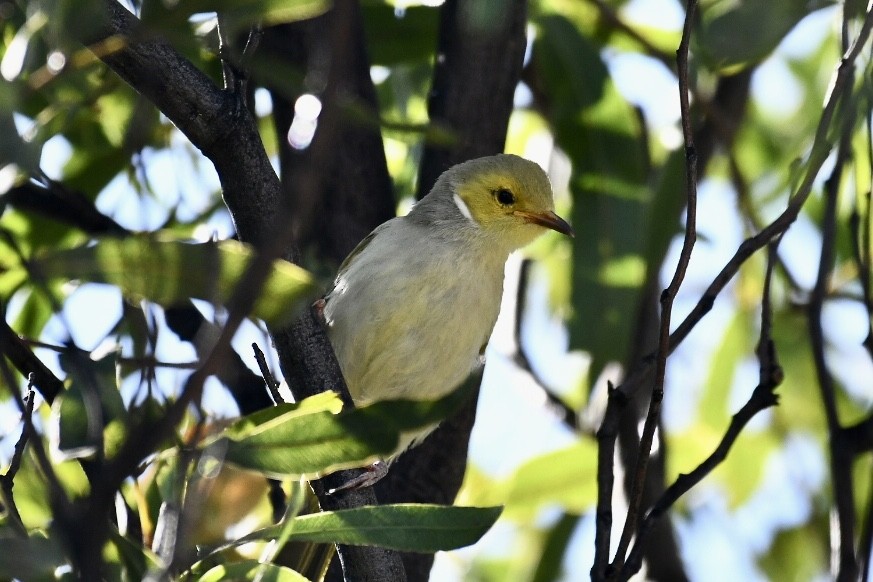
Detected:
left=324, top=232, right=505, bottom=407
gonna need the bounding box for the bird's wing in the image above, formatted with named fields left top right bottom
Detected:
left=325, top=220, right=393, bottom=297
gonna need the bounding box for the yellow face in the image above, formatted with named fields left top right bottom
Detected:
left=451, top=154, right=574, bottom=248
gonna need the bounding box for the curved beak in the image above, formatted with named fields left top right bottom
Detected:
left=513, top=210, right=575, bottom=238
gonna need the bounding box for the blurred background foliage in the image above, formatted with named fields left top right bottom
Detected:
left=1, top=0, right=872, bottom=580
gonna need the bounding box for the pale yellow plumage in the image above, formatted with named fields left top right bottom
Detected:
left=323, top=154, right=573, bottom=459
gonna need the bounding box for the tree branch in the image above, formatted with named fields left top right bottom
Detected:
left=808, top=89, right=858, bottom=581
left=611, top=2, right=699, bottom=571
left=0, top=384, right=36, bottom=537
left=75, top=3, right=406, bottom=580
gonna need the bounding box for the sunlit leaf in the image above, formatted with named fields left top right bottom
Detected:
left=699, top=0, right=834, bottom=72
left=500, top=441, right=597, bottom=519
left=0, top=236, right=318, bottom=326
left=148, top=0, right=330, bottom=33
left=50, top=349, right=126, bottom=460
left=220, top=384, right=474, bottom=478
left=0, top=530, right=67, bottom=579
left=197, top=561, right=310, bottom=582
left=232, top=504, right=503, bottom=553
left=533, top=14, right=649, bottom=378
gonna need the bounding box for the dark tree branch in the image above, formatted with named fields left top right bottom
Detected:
left=611, top=3, right=700, bottom=572
left=75, top=2, right=406, bottom=580
left=416, top=0, right=528, bottom=196
left=808, top=97, right=857, bottom=582
left=0, top=384, right=35, bottom=537
left=622, top=242, right=783, bottom=580
left=3, top=179, right=129, bottom=236
left=252, top=342, right=282, bottom=405
left=261, top=8, right=395, bottom=267
left=0, top=316, right=65, bottom=404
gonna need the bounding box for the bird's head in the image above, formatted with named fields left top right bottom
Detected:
left=419, top=154, right=574, bottom=251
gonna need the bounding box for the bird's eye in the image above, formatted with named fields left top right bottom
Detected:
left=494, top=188, right=515, bottom=206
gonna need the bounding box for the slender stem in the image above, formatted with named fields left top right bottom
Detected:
left=808, top=99, right=858, bottom=582
left=0, top=386, right=36, bottom=537
left=611, top=0, right=699, bottom=571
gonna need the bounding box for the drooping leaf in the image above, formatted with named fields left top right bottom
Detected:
left=361, top=5, right=439, bottom=65
left=500, top=441, right=597, bottom=519
left=699, top=0, right=834, bottom=72
left=220, top=383, right=474, bottom=478
left=144, top=0, right=330, bottom=34
left=0, top=531, right=67, bottom=580
left=196, top=561, right=310, bottom=582
left=232, top=504, right=503, bottom=553
left=0, top=236, right=317, bottom=326
left=50, top=349, right=126, bottom=459
left=532, top=513, right=580, bottom=582
left=533, top=14, right=650, bottom=378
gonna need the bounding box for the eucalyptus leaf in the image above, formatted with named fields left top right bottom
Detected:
left=1, top=236, right=317, bottom=326
left=699, top=0, right=834, bottom=71
left=220, top=382, right=474, bottom=478
left=0, top=531, right=67, bottom=579
left=51, top=349, right=126, bottom=460
left=534, top=14, right=650, bottom=379
left=197, top=561, right=310, bottom=582
left=231, top=504, right=503, bottom=553
left=500, top=441, right=598, bottom=519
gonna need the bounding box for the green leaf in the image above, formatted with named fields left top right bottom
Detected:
left=109, top=529, right=162, bottom=579
left=233, top=504, right=503, bottom=553
left=197, top=561, right=310, bottom=582
left=532, top=513, right=580, bottom=582
left=51, top=349, right=126, bottom=459
left=361, top=5, right=439, bottom=65
left=699, top=0, right=834, bottom=71
left=147, top=0, right=330, bottom=33
left=220, top=391, right=393, bottom=479
left=500, top=441, right=597, bottom=519
left=533, top=14, right=650, bottom=379
left=1, top=236, right=317, bottom=326
left=221, top=383, right=474, bottom=478
left=0, top=531, right=67, bottom=579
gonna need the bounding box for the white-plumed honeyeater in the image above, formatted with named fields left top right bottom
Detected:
left=322, top=154, right=574, bottom=485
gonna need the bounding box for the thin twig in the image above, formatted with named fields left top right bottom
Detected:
left=612, top=0, right=873, bottom=410
left=512, top=259, right=579, bottom=431
left=622, top=241, right=783, bottom=580
left=850, top=101, right=873, bottom=359
left=0, top=359, right=71, bottom=539
left=728, top=153, right=805, bottom=293
left=253, top=342, right=284, bottom=405
left=585, top=0, right=675, bottom=71
left=808, top=78, right=858, bottom=580
left=861, top=455, right=873, bottom=581
left=611, top=0, right=699, bottom=571
left=0, top=383, right=36, bottom=537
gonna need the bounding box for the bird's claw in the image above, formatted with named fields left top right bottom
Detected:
left=312, top=298, right=327, bottom=324
left=327, top=461, right=389, bottom=494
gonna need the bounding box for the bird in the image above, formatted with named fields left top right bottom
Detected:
left=321, top=153, right=574, bottom=487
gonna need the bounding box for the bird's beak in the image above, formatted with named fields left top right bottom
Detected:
left=513, top=210, right=575, bottom=238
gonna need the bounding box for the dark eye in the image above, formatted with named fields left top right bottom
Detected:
left=494, top=188, right=515, bottom=206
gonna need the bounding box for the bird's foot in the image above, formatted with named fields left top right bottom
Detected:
left=327, top=461, right=389, bottom=494
left=312, top=298, right=327, bottom=324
